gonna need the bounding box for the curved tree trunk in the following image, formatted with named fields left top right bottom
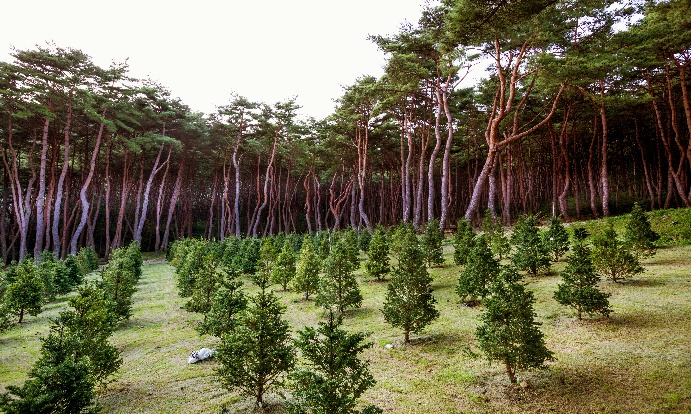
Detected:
left=34, top=116, right=51, bottom=259
left=52, top=101, right=72, bottom=257
left=70, top=112, right=106, bottom=255
left=161, top=157, right=185, bottom=253
left=133, top=145, right=168, bottom=243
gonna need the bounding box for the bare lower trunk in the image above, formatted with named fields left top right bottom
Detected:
left=34, top=117, right=51, bottom=258
left=155, top=148, right=172, bottom=250
left=161, top=158, right=184, bottom=253
left=70, top=114, right=106, bottom=255
left=588, top=112, right=599, bottom=217
left=599, top=84, right=610, bottom=217
left=134, top=145, right=168, bottom=243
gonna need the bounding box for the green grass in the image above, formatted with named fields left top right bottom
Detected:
left=2, top=214, right=691, bottom=413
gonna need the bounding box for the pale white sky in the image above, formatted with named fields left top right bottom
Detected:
left=0, top=0, right=426, bottom=119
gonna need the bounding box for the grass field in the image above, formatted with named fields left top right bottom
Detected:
left=1, top=222, right=690, bottom=413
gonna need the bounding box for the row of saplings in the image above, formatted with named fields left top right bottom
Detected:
left=169, top=203, right=658, bottom=410
left=0, top=242, right=143, bottom=414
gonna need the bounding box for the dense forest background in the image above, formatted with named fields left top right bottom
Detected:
left=1, top=0, right=689, bottom=264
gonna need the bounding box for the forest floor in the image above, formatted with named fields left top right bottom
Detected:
left=1, top=237, right=690, bottom=413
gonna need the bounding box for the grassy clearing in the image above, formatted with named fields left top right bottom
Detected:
left=2, top=233, right=690, bottom=413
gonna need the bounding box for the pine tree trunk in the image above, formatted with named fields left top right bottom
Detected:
left=505, top=360, right=517, bottom=384
left=134, top=145, right=168, bottom=243
left=70, top=113, right=106, bottom=255
left=161, top=157, right=184, bottom=253
left=599, top=82, right=610, bottom=217
left=34, top=117, right=51, bottom=258
left=439, top=85, right=454, bottom=230
left=155, top=148, right=172, bottom=250
left=588, top=112, right=600, bottom=217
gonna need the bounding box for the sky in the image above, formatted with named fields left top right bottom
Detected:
left=0, top=0, right=427, bottom=119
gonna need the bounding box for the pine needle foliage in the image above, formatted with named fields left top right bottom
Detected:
left=481, top=210, right=510, bottom=260
left=542, top=216, right=570, bottom=262
left=511, top=214, right=551, bottom=276
left=271, top=240, right=297, bottom=291
left=364, top=226, right=390, bottom=281
left=382, top=230, right=439, bottom=343
left=452, top=218, right=476, bottom=266
left=197, top=267, right=247, bottom=338
left=216, top=271, right=294, bottom=408
left=624, top=202, right=659, bottom=259
left=4, top=258, right=43, bottom=324
left=592, top=222, right=643, bottom=283
left=316, top=238, right=363, bottom=313
left=554, top=228, right=611, bottom=319
left=456, top=234, right=499, bottom=305
left=476, top=265, right=553, bottom=384
left=293, top=235, right=322, bottom=300
left=421, top=219, right=445, bottom=267
left=286, top=310, right=382, bottom=414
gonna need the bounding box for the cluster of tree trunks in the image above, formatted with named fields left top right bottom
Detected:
left=1, top=0, right=690, bottom=264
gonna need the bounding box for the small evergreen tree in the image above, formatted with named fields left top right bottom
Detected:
left=316, top=238, right=363, bottom=313
left=198, top=267, right=247, bottom=338
left=452, top=218, right=476, bottom=266
left=5, top=258, right=43, bottom=323
left=511, top=214, right=551, bottom=276
left=0, top=329, right=98, bottom=414
left=476, top=265, right=553, bottom=384
left=0, top=282, right=121, bottom=413
left=358, top=230, right=372, bottom=253
left=98, top=243, right=141, bottom=322
left=382, top=230, right=439, bottom=343
left=184, top=251, right=222, bottom=316
left=76, top=246, right=99, bottom=275
left=232, top=237, right=262, bottom=275
left=542, top=216, right=570, bottom=262
left=342, top=229, right=361, bottom=270
left=624, top=203, right=659, bottom=259
left=317, top=232, right=332, bottom=260
left=258, top=238, right=278, bottom=280
left=456, top=234, right=499, bottom=305
left=216, top=271, right=294, bottom=408
left=293, top=235, right=321, bottom=300
left=554, top=228, right=611, bottom=319
left=0, top=273, right=12, bottom=333
left=421, top=219, right=445, bottom=267
left=481, top=210, right=510, bottom=260
left=61, top=283, right=122, bottom=385
left=271, top=241, right=297, bottom=291
left=287, top=310, right=382, bottom=414
left=37, top=251, right=59, bottom=302
left=364, top=226, right=390, bottom=281
left=592, top=223, right=643, bottom=282
left=390, top=223, right=415, bottom=262
left=61, top=254, right=83, bottom=289
left=174, top=238, right=208, bottom=297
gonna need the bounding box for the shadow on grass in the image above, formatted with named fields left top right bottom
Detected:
left=623, top=278, right=666, bottom=287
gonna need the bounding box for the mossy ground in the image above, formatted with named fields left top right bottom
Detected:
left=1, top=211, right=690, bottom=413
